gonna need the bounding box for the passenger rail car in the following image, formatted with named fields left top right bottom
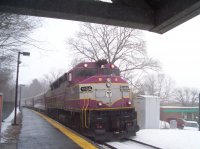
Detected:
left=24, top=60, right=139, bottom=141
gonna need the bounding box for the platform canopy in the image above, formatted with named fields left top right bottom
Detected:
left=0, top=0, right=200, bottom=34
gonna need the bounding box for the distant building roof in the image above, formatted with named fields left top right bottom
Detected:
left=137, top=95, right=159, bottom=99
left=161, top=106, right=199, bottom=113
left=161, top=106, right=199, bottom=109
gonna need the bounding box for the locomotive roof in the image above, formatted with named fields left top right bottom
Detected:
left=50, top=61, right=119, bottom=88
left=72, top=62, right=118, bottom=69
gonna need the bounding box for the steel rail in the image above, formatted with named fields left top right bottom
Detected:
left=124, top=138, right=162, bottom=149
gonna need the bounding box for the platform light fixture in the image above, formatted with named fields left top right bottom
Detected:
left=13, top=51, right=30, bottom=125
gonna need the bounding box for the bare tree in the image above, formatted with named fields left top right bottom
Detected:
left=21, top=78, right=48, bottom=99
left=140, top=74, right=175, bottom=103
left=21, top=70, right=66, bottom=99
left=22, top=79, right=44, bottom=98
left=0, top=13, right=41, bottom=102
left=0, top=14, right=34, bottom=49
left=173, top=87, right=199, bottom=106
left=68, top=23, right=159, bottom=86
left=0, top=13, right=40, bottom=71
left=42, top=70, right=66, bottom=89
left=0, top=69, right=14, bottom=101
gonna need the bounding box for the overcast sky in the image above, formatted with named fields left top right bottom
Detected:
left=19, top=15, right=200, bottom=89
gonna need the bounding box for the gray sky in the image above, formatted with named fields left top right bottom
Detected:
left=145, top=15, right=200, bottom=88
left=19, top=15, right=200, bottom=89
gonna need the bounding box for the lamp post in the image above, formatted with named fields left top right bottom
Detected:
left=199, top=93, right=200, bottom=131
left=19, top=84, right=25, bottom=111
left=13, top=52, right=30, bottom=125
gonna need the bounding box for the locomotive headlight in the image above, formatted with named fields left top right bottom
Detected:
left=111, top=64, right=115, bottom=68
left=84, top=63, right=88, bottom=67
left=127, top=101, right=132, bottom=105
left=98, top=101, right=103, bottom=106
left=101, top=65, right=105, bottom=68
left=98, top=77, right=102, bottom=82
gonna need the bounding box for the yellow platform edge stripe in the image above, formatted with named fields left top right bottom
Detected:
left=33, top=110, right=98, bottom=149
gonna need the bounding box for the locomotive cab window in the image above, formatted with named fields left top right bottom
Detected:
left=100, top=68, right=120, bottom=76
left=75, top=68, right=97, bottom=77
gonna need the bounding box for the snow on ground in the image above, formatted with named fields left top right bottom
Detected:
left=0, top=108, right=20, bottom=143
left=133, top=129, right=200, bottom=149
left=1, top=109, right=20, bottom=132
left=108, top=140, right=154, bottom=149
left=2, top=109, right=200, bottom=148
left=108, top=129, right=200, bottom=149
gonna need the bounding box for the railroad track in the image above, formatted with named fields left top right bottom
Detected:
left=97, top=138, right=162, bottom=149
left=124, top=138, right=161, bottom=149
left=97, top=141, right=117, bottom=149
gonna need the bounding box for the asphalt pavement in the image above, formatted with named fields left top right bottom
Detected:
left=18, top=108, right=81, bottom=149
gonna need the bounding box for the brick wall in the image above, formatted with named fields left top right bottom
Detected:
left=160, top=110, right=182, bottom=121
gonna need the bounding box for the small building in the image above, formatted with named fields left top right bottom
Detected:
left=134, top=95, right=160, bottom=129
left=160, top=106, right=199, bottom=122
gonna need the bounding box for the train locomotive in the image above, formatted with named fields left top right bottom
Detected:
left=24, top=60, right=139, bottom=141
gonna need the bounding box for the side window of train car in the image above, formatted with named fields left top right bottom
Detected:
left=68, top=72, right=72, bottom=81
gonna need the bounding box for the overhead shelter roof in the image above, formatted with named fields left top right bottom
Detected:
left=0, top=0, right=200, bottom=34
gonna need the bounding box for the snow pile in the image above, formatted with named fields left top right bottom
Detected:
left=132, top=129, right=200, bottom=149
left=0, top=108, right=20, bottom=143
left=1, top=109, right=20, bottom=132
left=159, top=121, right=170, bottom=129
left=107, top=141, right=148, bottom=149
left=108, top=129, right=200, bottom=149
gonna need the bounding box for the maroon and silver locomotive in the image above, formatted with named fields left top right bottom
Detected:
left=24, top=60, right=139, bottom=141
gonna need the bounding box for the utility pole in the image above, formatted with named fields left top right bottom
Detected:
left=199, top=93, right=200, bottom=131
left=13, top=52, right=20, bottom=125
left=13, top=51, right=30, bottom=125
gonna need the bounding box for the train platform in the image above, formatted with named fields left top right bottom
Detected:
left=18, top=108, right=97, bottom=149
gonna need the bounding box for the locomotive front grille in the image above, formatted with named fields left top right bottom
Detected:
left=91, top=109, right=136, bottom=133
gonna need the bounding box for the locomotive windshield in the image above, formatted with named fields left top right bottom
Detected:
left=100, top=68, right=120, bottom=76
left=75, top=68, right=97, bottom=77
left=75, top=68, right=120, bottom=77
